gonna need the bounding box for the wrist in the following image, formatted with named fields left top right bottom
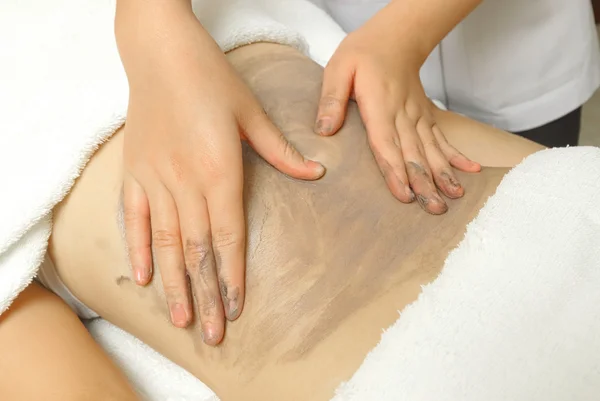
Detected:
left=362, top=4, right=432, bottom=68
left=114, top=0, right=217, bottom=87
left=372, top=0, right=482, bottom=66
left=115, top=0, right=193, bottom=36
left=115, top=0, right=196, bottom=47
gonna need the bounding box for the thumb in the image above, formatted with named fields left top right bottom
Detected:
left=244, top=110, right=326, bottom=181
left=315, top=59, right=354, bottom=136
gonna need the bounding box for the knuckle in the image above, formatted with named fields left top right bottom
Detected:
left=376, top=159, right=392, bottom=177
left=403, top=105, right=422, bottom=124
left=163, top=280, right=181, bottom=295
left=185, top=239, right=213, bottom=276
left=421, top=136, right=440, bottom=152
left=368, top=139, right=385, bottom=162
left=280, top=137, right=299, bottom=160
left=388, top=158, right=407, bottom=173
left=441, top=169, right=458, bottom=182
left=123, top=205, right=142, bottom=226
left=168, top=154, right=186, bottom=184
left=431, top=164, right=449, bottom=178
left=163, top=281, right=186, bottom=299
left=406, top=160, right=431, bottom=179
left=212, top=230, right=239, bottom=251
left=127, top=244, right=148, bottom=261
left=395, top=117, right=417, bottom=136
left=370, top=136, right=399, bottom=160
left=201, top=157, right=227, bottom=183
left=198, top=296, right=218, bottom=317
left=319, top=95, right=342, bottom=112
left=152, top=229, right=181, bottom=250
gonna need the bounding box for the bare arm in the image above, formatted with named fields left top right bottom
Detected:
left=114, top=0, right=221, bottom=92
left=380, top=0, right=483, bottom=64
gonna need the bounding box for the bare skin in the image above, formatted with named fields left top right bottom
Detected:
left=0, top=283, right=139, bottom=401
left=43, top=44, right=544, bottom=401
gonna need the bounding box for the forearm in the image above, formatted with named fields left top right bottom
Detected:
left=114, top=0, right=223, bottom=88
left=372, top=0, right=483, bottom=64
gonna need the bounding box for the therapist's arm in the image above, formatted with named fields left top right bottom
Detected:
left=382, top=0, right=483, bottom=64
left=315, top=0, right=483, bottom=215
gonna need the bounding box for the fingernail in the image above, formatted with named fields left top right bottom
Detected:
left=170, top=303, right=188, bottom=327
left=448, top=178, right=461, bottom=190
left=416, top=194, right=445, bottom=208
left=221, top=284, right=241, bottom=321
left=416, top=194, right=429, bottom=208
left=306, top=159, right=326, bottom=177
left=314, top=162, right=326, bottom=177
left=203, top=325, right=217, bottom=345
left=134, top=268, right=148, bottom=284
left=405, top=185, right=415, bottom=202
left=433, top=194, right=446, bottom=205
left=315, top=118, right=333, bottom=135
left=227, top=298, right=239, bottom=320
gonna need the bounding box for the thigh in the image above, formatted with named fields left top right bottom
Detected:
left=0, top=283, right=138, bottom=401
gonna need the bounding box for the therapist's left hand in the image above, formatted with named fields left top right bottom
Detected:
left=315, top=23, right=481, bottom=215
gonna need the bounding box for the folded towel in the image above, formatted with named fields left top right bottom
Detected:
left=88, top=147, right=600, bottom=400
left=0, top=0, right=344, bottom=315
left=333, top=146, right=600, bottom=401
left=86, top=319, right=218, bottom=401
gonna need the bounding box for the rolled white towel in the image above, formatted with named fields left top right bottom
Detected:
left=89, top=147, right=600, bottom=400
left=86, top=319, right=218, bottom=401
left=333, top=146, right=600, bottom=401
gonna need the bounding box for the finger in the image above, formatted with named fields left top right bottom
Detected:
left=315, top=58, right=355, bottom=136
left=175, top=191, right=225, bottom=346
left=418, top=120, right=464, bottom=199
left=360, top=107, right=415, bottom=203
left=433, top=124, right=482, bottom=173
left=395, top=115, right=448, bottom=215
left=244, top=110, right=326, bottom=180
left=123, top=173, right=153, bottom=285
left=206, top=179, right=245, bottom=322
left=147, top=184, right=191, bottom=329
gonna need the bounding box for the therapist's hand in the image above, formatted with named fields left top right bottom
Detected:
left=116, top=1, right=325, bottom=345
left=315, top=23, right=480, bottom=214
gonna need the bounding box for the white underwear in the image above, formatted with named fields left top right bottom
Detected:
left=37, top=254, right=99, bottom=320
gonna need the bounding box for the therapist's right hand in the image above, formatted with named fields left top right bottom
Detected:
left=116, top=1, right=325, bottom=346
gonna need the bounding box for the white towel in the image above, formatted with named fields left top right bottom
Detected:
left=89, top=147, right=600, bottom=400
left=333, top=146, right=600, bottom=401
left=7, top=1, right=600, bottom=400
left=86, top=319, right=218, bottom=401
left=0, top=0, right=345, bottom=315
